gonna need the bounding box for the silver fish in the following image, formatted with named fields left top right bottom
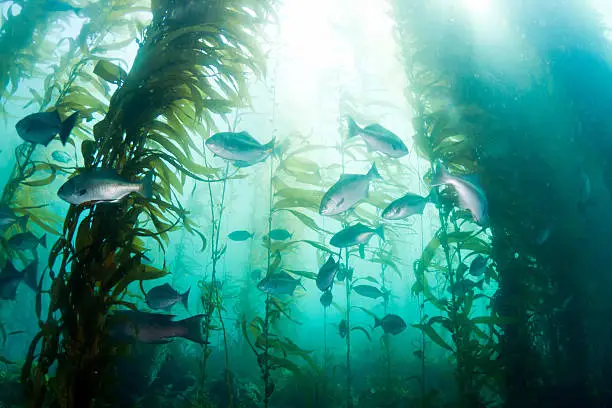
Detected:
left=107, top=310, right=208, bottom=344
left=320, top=290, right=333, bottom=307
left=353, top=284, right=387, bottom=299
left=431, top=164, right=489, bottom=225
left=374, top=314, right=406, bottom=335
left=146, top=283, right=190, bottom=311
left=316, top=255, right=338, bottom=291
left=382, top=192, right=431, bottom=220
left=268, top=229, right=292, bottom=241
left=206, top=131, right=275, bottom=163
left=257, top=270, right=304, bottom=295
left=57, top=169, right=153, bottom=205
left=0, top=206, right=28, bottom=232
left=7, top=232, right=46, bottom=251
left=319, top=164, right=381, bottom=216
left=228, top=230, right=254, bottom=241
left=51, top=150, right=73, bottom=163
left=329, top=223, right=384, bottom=248
left=468, top=255, right=487, bottom=277
left=347, top=117, right=408, bottom=158
left=15, top=111, right=78, bottom=146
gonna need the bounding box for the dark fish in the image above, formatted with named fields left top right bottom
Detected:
left=0, top=261, right=38, bottom=300
left=228, top=230, right=254, bottom=241
left=374, top=314, right=406, bottom=335
left=339, top=319, right=348, bottom=338
left=146, top=283, right=190, bottom=311
left=51, top=150, right=73, bottom=163
left=431, top=164, right=488, bottom=225
left=316, top=255, right=338, bottom=291
left=107, top=310, right=208, bottom=344
left=336, top=265, right=346, bottom=282
left=57, top=169, right=153, bottom=205
left=206, top=131, right=275, bottom=164
left=448, top=278, right=484, bottom=296
left=251, top=269, right=263, bottom=281
left=353, top=284, right=387, bottom=299
left=468, top=255, right=487, bottom=277
left=43, top=0, right=81, bottom=13
left=7, top=232, right=46, bottom=251
left=320, top=290, right=333, bottom=308
left=382, top=192, right=431, bottom=220
left=319, top=164, right=381, bottom=216
left=330, top=223, right=384, bottom=248
left=257, top=271, right=304, bottom=295
left=347, top=117, right=408, bottom=158
left=268, top=229, right=292, bottom=241
left=0, top=206, right=28, bottom=231
left=15, top=111, right=78, bottom=146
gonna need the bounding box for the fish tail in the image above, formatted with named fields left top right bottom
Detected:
left=476, top=279, right=485, bottom=291
left=367, top=163, right=382, bottom=180
left=180, top=314, right=209, bottom=344
left=139, top=172, right=154, bottom=199
left=431, top=163, right=451, bottom=186
left=23, top=263, right=38, bottom=292
left=39, top=234, right=47, bottom=249
left=374, top=317, right=382, bottom=328
left=18, top=214, right=29, bottom=231
left=347, top=117, right=361, bottom=138
left=375, top=225, right=385, bottom=241
left=298, top=279, right=306, bottom=291
left=59, top=111, right=79, bottom=145
left=181, top=287, right=191, bottom=311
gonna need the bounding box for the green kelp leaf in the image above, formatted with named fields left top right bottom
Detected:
left=356, top=276, right=379, bottom=284
left=267, top=251, right=281, bottom=275
left=267, top=355, right=301, bottom=376
left=417, top=235, right=441, bottom=274
left=281, top=155, right=320, bottom=174
left=283, top=268, right=317, bottom=280
left=275, top=188, right=324, bottom=205
left=413, top=323, right=454, bottom=352
left=351, top=326, right=372, bottom=342
left=369, top=255, right=402, bottom=278
left=300, top=240, right=335, bottom=254
left=284, top=209, right=331, bottom=234
left=21, top=164, right=57, bottom=187
left=93, top=60, right=128, bottom=85
left=0, top=355, right=15, bottom=365
left=471, top=315, right=517, bottom=326
left=354, top=306, right=379, bottom=321
left=359, top=245, right=365, bottom=259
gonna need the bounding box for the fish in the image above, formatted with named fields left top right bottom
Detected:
left=374, top=314, right=407, bottom=335
left=268, top=229, right=292, bottom=241
left=228, top=230, right=254, bottom=241
left=15, top=111, right=79, bottom=146
left=316, top=255, right=338, bottom=291
left=7, top=232, right=46, bottom=251
left=257, top=270, right=304, bottom=296
left=468, top=255, right=487, bottom=277
left=107, top=310, right=208, bottom=344
left=250, top=269, right=263, bottom=281
left=330, top=223, right=384, bottom=248
left=206, top=131, right=275, bottom=163
left=57, top=169, right=153, bottom=205
left=51, top=150, right=73, bottom=163
left=0, top=206, right=28, bottom=232
left=353, top=284, right=387, bottom=300
left=347, top=117, right=408, bottom=158
left=320, top=290, right=333, bottom=307
left=0, top=261, right=38, bottom=300
left=448, top=278, right=484, bottom=296
left=431, top=164, right=489, bottom=225
left=43, top=0, right=81, bottom=13
left=382, top=192, right=431, bottom=220
left=339, top=319, right=348, bottom=338
left=319, top=163, right=381, bottom=216
left=146, top=283, right=190, bottom=311
left=336, top=265, right=347, bottom=282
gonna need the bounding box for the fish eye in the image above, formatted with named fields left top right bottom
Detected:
left=78, top=189, right=87, bottom=196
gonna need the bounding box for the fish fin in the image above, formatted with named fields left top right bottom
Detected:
left=39, top=234, right=47, bottom=249
left=23, top=263, right=38, bottom=292
left=181, top=287, right=191, bottom=311
left=59, top=111, right=79, bottom=145
left=367, top=163, right=382, bottom=180
left=18, top=214, right=29, bottom=230
left=431, top=164, right=451, bottom=186
left=163, top=305, right=173, bottom=312
left=264, top=137, right=276, bottom=152
left=375, top=225, right=385, bottom=241
left=139, top=172, right=154, bottom=199
left=347, top=117, right=361, bottom=138
left=298, top=279, right=306, bottom=291
left=181, top=314, right=208, bottom=344
left=475, top=279, right=485, bottom=291
left=374, top=317, right=382, bottom=328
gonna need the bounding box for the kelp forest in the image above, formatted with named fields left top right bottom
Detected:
left=0, top=0, right=611, bottom=407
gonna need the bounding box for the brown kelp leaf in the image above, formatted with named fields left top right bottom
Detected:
left=93, top=60, right=128, bottom=85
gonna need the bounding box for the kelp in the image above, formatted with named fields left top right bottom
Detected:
left=21, top=0, right=274, bottom=406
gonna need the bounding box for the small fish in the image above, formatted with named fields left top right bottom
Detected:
left=0, top=261, right=38, bottom=300
left=43, top=0, right=81, bottom=13
left=206, top=131, right=275, bottom=164
left=107, top=310, right=208, bottom=344
left=15, top=111, right=78, bottom=146
left=51, top=150, right=73, bottom=163
left=448, top=278, right=484, bottom=296
left=382, top=192, right=431, bottom=220
left=319, top=163, right=381, bottom=216
left=468, top=255, right=487, bottom=277
left=347, top=117, right=408, bottom=158
left=251, top=269, right=263, bottom=281
left=7, top=232, right=46, bottom=251
left=316, top=255, right=338, bottom=291
left=0, top=206, right=28, bottom=232
left=257, top=271, right=304, bottom=296
left=57, top=169, right=153, bottom=205
left=268, top=229, right=292, bottom=241
left=431, top=164, right=489, bottom=225
left=353, top=284, right=387, bottom=299
left=228, top=230, right=254, bottom=241
left=146, top=283, right=190, bottom=311
left=374, top=314, right=407, bottom=335
left=336, top=265, right=347, bottom=282
left=320, top=290, right=333, bottom=308
left=330, top=223, right=384, bottom=248
left=339, top=319, right=348, bottom=338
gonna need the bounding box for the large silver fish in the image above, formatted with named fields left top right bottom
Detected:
left=431, top=164, right=489, bottom=225
left=15, top=111, right=79, bottom=146
left=146, top=283, right=190, bottom=311
left=382, top=192, right=431, bottom=220
left=257, top=270, right=304, bottom=296
left=205, top=131, right=275, bottom=164
left=329, top=223, right=384, bottom=248
left=57, top=169, right=153, bottom=205
left=347, top=117, right=408, bottom=158
left=316, top=255, right=338, bottom=292
left=107, top=310, right=208, bottom=344
left=319, top=163, right=381, bottom=216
